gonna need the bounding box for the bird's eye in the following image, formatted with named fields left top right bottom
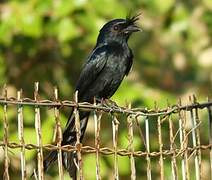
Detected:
left=113, top=25, right=119, bottom=31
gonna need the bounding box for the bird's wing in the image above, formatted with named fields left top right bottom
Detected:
left=75, top=45, right=108, bottom=100
left=125, top=49, right=133, bottom=75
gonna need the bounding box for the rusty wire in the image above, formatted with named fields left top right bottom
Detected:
left=0, top=84, right=211, bottom=180
left=0, top=142, right=212, bottom=157
left=0, top=97, right=211, bottom=116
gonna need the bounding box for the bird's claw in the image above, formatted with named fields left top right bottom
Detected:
left=98, top=98, right=118, bottom=109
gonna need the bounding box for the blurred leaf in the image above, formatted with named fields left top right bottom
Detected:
left=118, top=156, right=130, bottom=175
left=0, top=22, right=13, bottom=45
left=83, top=155, right=107, bottom=178
left=203, top=0, right=212, bottom=10
left=0, top=55, right=6, bottom=85
left=57, top=18, right=79, bottom=42
left=23, top=107, right=34, bottom=124
left=9, top=1, right=43, bottom=37
left=35, top=0, right=53, bottom=14
left=53, top=0, right=74, bottom=17
left=91, top=0, right=126, bottom=17
left=152, top=0, right=174, bottom=14
left=143, top=0, right=174, bottom=14
left=112, top=80, right=143, bottom=106
left=20, top=13, right=42, bottom=37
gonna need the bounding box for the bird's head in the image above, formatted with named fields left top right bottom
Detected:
left=97, top=14, right=141, bottom=45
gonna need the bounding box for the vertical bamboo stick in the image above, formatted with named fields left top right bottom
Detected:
left=157, top=115, right=164, bottom=180
left=54, top=87, right=64, bottom=180
left=168, top=111, right=178, bottom=180
left=189, top=96, right=200, bottom=180
left=208, top=98, right=212, bottom=180
left=34, top=82, right=44, bottom=180
left=112, top=114, right=119, bottom=180
left=3, top=85, right=10, bottom=180
left=127, top=114, right=136, bottom=180
left=17, top=90, right=26, bottom=180
left=179, top=99, right=190, bottom=180
left=193, top=95, right=201, bottom=179
left=74, top=91, right=84, bottom=180
left=145, top=116, right=151, bottom=180
left=94, top=99, right=102, bottom=180
left=179, top=115, right=186, bottom=180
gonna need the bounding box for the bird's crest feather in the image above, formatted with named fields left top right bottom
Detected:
left=126, top=13, right=141, bottom=26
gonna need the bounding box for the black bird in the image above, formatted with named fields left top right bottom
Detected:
left=42, top=14, right=140, bottom=179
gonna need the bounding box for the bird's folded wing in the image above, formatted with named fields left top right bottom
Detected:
left=75, top=45, right=108, bottom=100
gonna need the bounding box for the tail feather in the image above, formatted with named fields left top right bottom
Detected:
left=43, top=150, right=57, bottom=172
left=62, top=150, right=77, bottom=180
left=62, top=115, right=89, bottom=179
left=40, top=111, right=90, bottom=179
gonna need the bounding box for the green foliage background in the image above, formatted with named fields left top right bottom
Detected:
left=0, top=0, right=211, bottom=179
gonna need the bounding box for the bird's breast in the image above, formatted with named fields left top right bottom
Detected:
left=106, top=46, right=131, bottom=74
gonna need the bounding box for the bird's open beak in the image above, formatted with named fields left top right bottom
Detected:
left=124, top=24, right=141, bottom=33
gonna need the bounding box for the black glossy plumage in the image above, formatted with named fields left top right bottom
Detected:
left=42, top=14, right=140, bottom=179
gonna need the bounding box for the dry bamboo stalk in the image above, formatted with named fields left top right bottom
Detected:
left=183, top=111, right=190, bottom=180
left=208, top=98, right=212, bottom=180
left=145, top=116, right=151, bottom=180
left=112, top=114, right=119, bottom=180
left=168, top=111, right=178, bottom=180
left=157, top=115, right=164, bottom=180
left=179, top=100, right=190, bottom=180
left=94, top=100, right=102, bottom=180
left=193, top=96, right=202, bottom=179
left=3, top=85, right=10, bottom=180
left=74, top=91, right=84, bottom=180
left=179, top=113, right=186, bottom=180
left=17, top=90, right=26, bottom=180
left=34, top=82, right=44, bottom=180
left=127, top=114, right=136, bottom=180
left=54, top=87, right=64, bottom=180
left=189, top=96, right=200, bottom=180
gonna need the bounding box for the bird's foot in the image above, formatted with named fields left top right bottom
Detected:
left=96, top=98, right=118, bottom=109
